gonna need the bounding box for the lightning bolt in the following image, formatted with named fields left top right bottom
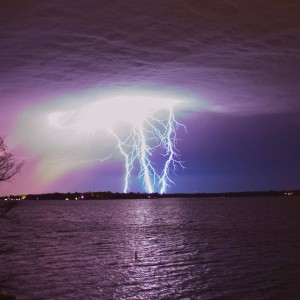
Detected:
left=111, top=107, right=186, bottom=194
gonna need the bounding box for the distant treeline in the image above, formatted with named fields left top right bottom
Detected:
left=1, top=190, right=300, bottom=201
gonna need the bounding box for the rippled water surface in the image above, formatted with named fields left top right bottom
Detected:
left=1, top=197, right=300, bottom=299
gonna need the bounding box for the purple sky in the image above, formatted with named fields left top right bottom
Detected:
left=1, top=0, right=300, bottom=195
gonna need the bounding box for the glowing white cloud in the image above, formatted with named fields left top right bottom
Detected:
left=14, top=86, right=207, bottom=192
left=48, top=95, right=182, bottom=133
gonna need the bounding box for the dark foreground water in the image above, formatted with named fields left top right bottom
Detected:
left=1, top=197, right=300, bottom=300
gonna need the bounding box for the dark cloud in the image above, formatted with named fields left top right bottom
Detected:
left=1, top=0, right=299, bottom=113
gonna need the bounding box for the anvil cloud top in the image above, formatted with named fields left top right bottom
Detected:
left=1, top=0, right=300, bottom=194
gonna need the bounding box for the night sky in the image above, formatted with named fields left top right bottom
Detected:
left=1, top=0, right=300, bottom=195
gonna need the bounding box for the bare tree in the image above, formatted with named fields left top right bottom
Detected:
left=0, top=137, right=24, bottom=182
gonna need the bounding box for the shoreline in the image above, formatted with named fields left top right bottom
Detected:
left=1, top=190, right=299, bottom=201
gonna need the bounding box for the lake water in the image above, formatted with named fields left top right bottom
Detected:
left=1, top=197, right=300, bottom=299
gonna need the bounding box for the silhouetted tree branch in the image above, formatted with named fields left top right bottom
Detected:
left=0, top=137, right=24, bottom=182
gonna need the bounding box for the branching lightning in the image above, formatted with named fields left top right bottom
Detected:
left=47, top=93, right=186, bottom=193
left=109, top=107, right=186, bottom=194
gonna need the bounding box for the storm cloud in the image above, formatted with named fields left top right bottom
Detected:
left=1, top=0, right=300, bottom=194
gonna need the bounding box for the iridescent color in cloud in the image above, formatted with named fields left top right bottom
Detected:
left=14, top=87, right=202, bottom=193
